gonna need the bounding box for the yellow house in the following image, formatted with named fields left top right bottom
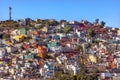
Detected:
left=88, top=54, right=97, bottom=63
left=0, top=61, right=2, bottom=65
left=12, top=35, right=24, bottom=42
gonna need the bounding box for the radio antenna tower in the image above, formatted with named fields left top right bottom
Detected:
left=9, top=6, right=12, bottom=21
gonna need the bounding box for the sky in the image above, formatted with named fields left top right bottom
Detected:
left=0, top=0, right=120, bottom=28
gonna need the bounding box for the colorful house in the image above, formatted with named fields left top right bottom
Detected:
left=19, top=28, right=26, bottom=35
left=12, top=35, right=24, bottom=42
left=37, top=46, right=47, bottom=58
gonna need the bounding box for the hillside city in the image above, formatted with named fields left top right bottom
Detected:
left=0, top=18, right=120, bottom=80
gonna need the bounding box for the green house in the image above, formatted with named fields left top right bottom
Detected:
left=19, top=28, right=26, bottom=35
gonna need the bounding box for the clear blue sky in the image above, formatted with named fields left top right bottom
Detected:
left=0, top=0, right=120, bottom=28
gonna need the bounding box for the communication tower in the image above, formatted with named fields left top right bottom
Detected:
left=9, top=6, right=12, bottom=21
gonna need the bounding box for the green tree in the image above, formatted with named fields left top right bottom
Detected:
left=75, top=45, right=99, bottom=80
left=3, top=33, right=10, bottom=40
left=86, top=29, right=96, bottom=42
left=100, top=21, right=106, bottom=28
left=49, top=20, right=59, bottom=26
left=63, top=26, right=71, bottom=33
left=76, top=45, right=86, bottom=80
left=95, top=19, right=99, bottom=24
left=72, top=75, right=77, bottom=80
left=42, top=19, right=49, bottom=25
left=53, top=71, right=72, bottom=80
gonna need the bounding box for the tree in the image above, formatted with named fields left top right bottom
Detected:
left=75, top=45, right=99, bottom=80
left=75, top=45, right=86, bottom=80
left=95, top=19, right=99, bottom=24
left=100, top=21, right=106, bottom=28
left=101, top=21, right=106, bottom=26
left=72, top=75, right=77, bottom=80
left=53, top=71, right=72, bottom=80
left=49, top=20, right=59, bottom=26
left=3, top=33, right=10, bottom=40
left=42, top=19, right=49, bottom=25
left=86, top=29, right=96, bottom=43
left=63, top=26, right=71, bottom=33
left=87, top=29, right=96, bottom=37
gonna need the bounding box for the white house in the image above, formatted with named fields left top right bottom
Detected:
left=56, top=54, right=67, bottom=64
left=6, top=46, right=18, bottom=53
left=65, top=62, right=80, bottom=75
left=117, top=29, right=120, bottom=35
left=0, top=48, right=6, bottom=59
left=40, top=62, right=54, bottom=78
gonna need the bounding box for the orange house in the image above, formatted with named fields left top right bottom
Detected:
left=109, top=62, right=117, bottom=69
left=37, top=46, right=47, bottom=58
left=6, top=40, right=12, bottom=45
